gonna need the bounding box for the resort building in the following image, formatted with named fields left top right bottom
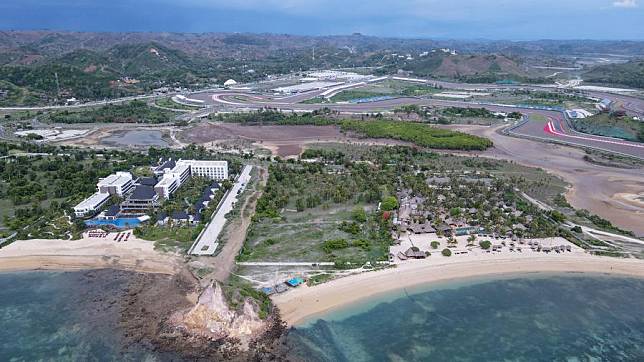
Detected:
left=154, top=174, right=181, bottom=200
left=74, top=159, right=229, bottom=219
left=153, top=159, right=177, bottom=177
left=97, top=172, right=134, bottom=197
left=153, top=159, right=228, bottom=200
left=73, top=192, right=111, bottom=217
left=176, top=160, right=228, bottom=180
left=121, top=185, right=160, bottom=213
left=99, top=204, right=120, bottom=220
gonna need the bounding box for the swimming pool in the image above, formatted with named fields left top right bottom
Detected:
left=84, top=218, right=142, bottom=229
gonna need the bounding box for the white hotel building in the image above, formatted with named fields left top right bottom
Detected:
left=97, top=172, right=134, bottom=197
left=73, top=160, right=229, bottom=217
left=73, top=192, right=111, bottom=218
left=154, top=160, right=228, bottom=200
left=73, top=171, right=134, bottom=218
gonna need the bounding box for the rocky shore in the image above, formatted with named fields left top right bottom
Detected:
left=117, top=269, right=293, bottom=361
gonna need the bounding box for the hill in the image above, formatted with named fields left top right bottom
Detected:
left=1, top=31, right=644, bottom=105
left=376, top=53, right=543, bottom=83
left=583, top=60, right=644, bottom=89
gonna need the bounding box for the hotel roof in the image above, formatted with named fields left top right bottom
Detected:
left=171, top=210, right=189, bottom=220
left=138, top=177, right=157, bottom=186
left=155, top=159, right=176, bottom=171
left=97, top=172, right=132, bottom=188
left=129, top=185, right=156, bottom=200
left=74, top=192, right=110, bottom=210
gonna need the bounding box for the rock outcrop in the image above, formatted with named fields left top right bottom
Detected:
left=172, top=282, right=267, bottom=348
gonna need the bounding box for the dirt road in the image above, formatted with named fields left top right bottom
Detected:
left=205, top=166, right=268, bottom=282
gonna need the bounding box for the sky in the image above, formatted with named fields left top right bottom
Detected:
left=0, top=0, right=643, bottom=40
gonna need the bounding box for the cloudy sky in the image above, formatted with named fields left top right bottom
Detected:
left=0, top=0, right=642, bottom=39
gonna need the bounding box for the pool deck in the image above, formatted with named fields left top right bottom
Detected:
left=189, top=165, right=253, bottom=256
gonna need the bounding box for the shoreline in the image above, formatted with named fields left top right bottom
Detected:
left=271, top=255, right=644, bottom=326
left=0, top=235, right=181, bottom=275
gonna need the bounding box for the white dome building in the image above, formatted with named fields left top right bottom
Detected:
left=223, top=79, right=237, bottom=87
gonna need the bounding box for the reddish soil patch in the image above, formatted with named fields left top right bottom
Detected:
left=180, top=122, right=346, bottom=143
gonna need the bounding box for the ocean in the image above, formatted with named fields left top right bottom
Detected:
left=2, top=271, right=643, bottom=361
left=0, top=270, right=168, bottom=361
left=287, top=274, right=644, bottom=361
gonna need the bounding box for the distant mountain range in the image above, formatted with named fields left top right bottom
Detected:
left=0, top=31, right=643, bottom=106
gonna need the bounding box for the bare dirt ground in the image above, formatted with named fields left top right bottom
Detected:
left=180, top=122, right=346, bottom=143
left=179, top=122, right=348, bottom=157
left=447, top=124, right=644, bottom=236
left=180, top=122, right=414, bottom=157
left=201, top=166, right=268, bottom=282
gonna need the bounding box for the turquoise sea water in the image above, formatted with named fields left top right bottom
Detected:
left=0, top=271, right=162, bottom=361
left=287, top=274, right=644, bottom=361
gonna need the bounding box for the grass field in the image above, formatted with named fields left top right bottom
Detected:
left=571, top=113, right=643, bottom=142
left=240, top=203, right=380, bottom=263
left=155, top=97, right=201, bottom=110
left=324, top=80, right=439, bottom=103
left=135, top=224, right=203, bottom=253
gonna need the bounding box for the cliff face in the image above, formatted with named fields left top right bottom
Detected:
left=172, top=283, right=267, bottom=348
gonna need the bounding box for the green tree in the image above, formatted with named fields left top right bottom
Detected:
left=441, top=248, right=452, bottom=257
left=381, top=196, right=399, bottom=211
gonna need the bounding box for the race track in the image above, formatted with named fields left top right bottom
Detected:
left=189, top=78, right=644, bottom=159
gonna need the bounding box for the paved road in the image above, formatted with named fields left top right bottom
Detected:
left=0, top=93, right=174, bottom=111
left=508, top=115, right=644, bottom=159
left=189, top=165, right=253, bottom=256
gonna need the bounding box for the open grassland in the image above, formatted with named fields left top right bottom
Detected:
left=210, top=110, right=493, bottom=151
left=571, top=113, right=643, bottom=142
left=155, top=97, right=201, bottom=110
left=327, top=80, right=439, bottom=103
left=340, top=119, right=493, bottom=150
left=238, top=163, right=394, bottom=266
left=240, top=204, right=380, bottom=263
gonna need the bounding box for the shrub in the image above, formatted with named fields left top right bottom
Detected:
left=431, top=241, right=440, bottom=249
left=479, top=240, right=492, bottom=250
left=351, top=239, right=370, bottom=250
left=441, top=248, right=452, bottom=257
left=340, top=119, right=493, bottom=150
left=352, top=207, right=367, bottom=223
left=323, top=238, right=349, bottom=253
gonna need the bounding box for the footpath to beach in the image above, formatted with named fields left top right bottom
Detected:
left=272, top=254, right=644, bottom=326
left=0, top=233, right=181, bottom=274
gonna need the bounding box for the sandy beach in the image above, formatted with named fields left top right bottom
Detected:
left=272, top=254, right=644, bottom=326
left=0, top=232, right=182, bottom=274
